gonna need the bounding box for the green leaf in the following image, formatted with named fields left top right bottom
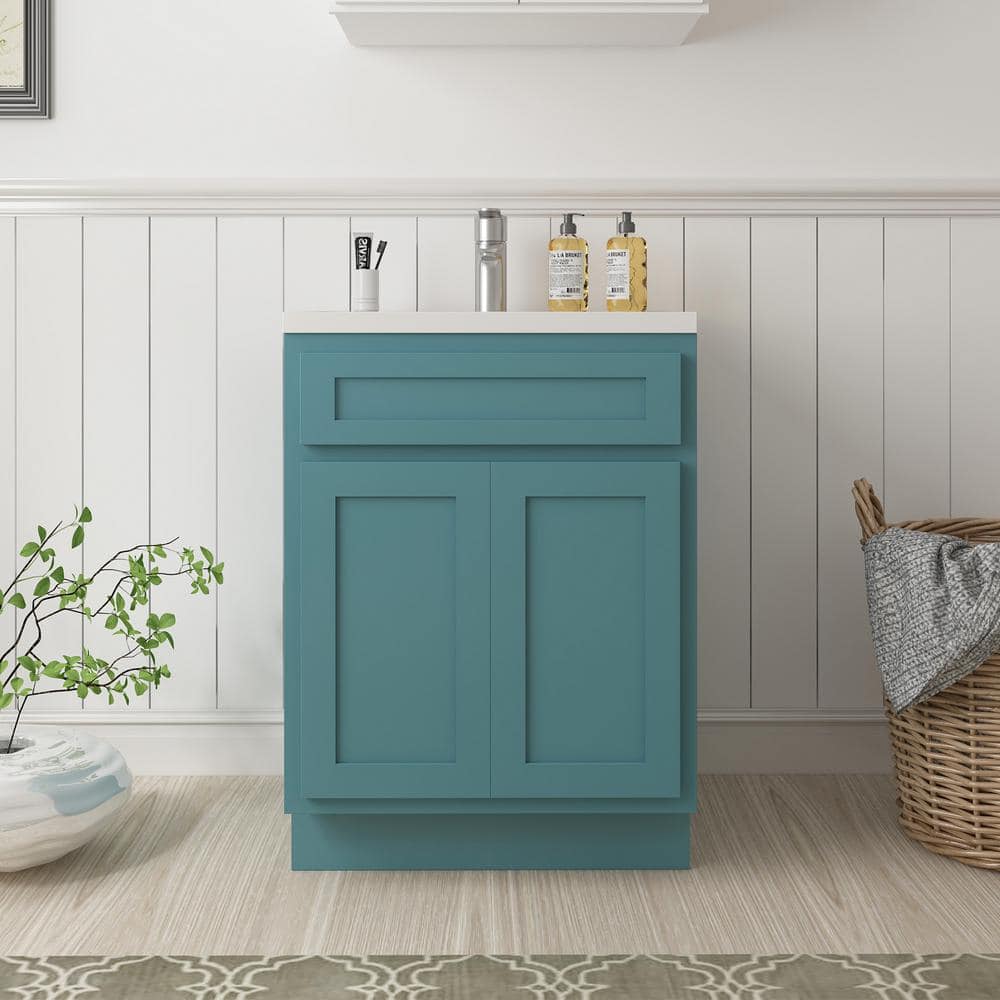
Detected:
left=79, top=507, right=93, bottom=523
left=10, top=677, right=23, bottom=694
left=105, top=614, right=118, bottom=630
left=51, top=566, right=65, bottom=585
left=158, top=613, right=176, bottom=629
left=19, top=541, right=39, bottom=557
left=134, top=680, right=148, bottom=696
left=33, top=576, right=51, bottom=597
left=71, top=525, right=85, bottom=548
left=8, top=593, right=25, bottom=609
left=200, top=546, right=214, bottom=565
left=0, top=693, right=13, bottom=710
left=147, top=613, right=160, bottom=630
left=43, top=663, right=63, bottom=679
left=76, top=683, right=88, bottom=700
left=37, top=525, right=46, bottom=543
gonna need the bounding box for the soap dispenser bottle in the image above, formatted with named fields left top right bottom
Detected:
left=606, top=211, right=647, bottom=312
left=548, top=213, right=589, bottom=311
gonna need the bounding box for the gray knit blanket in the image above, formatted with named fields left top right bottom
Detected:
left=864, top=526, right=1000, bottom=712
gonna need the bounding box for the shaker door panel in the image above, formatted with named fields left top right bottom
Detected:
left=491, top=461, right=682, bottom=798
left=300, top=462, right=491, bottom=798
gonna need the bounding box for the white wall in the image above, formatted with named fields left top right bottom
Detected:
left=3, top=0, right=1000, bottom=181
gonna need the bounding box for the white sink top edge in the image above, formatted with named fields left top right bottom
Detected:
left=284, top=311, right=697, bottom=334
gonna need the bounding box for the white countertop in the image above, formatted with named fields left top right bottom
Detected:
left=284, top=311, right=696, bottom=334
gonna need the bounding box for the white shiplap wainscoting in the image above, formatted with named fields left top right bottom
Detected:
left=4, top=182, right=1000, bottom=775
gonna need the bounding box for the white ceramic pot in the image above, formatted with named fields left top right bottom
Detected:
left=0, top=727, right=132, bottom=871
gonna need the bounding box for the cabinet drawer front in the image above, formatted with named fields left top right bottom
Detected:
left=299, top=462, right=491, bottom=799
left=491, top=461, right=682, bottom=799
left=299, top=352, right=681, bottom=445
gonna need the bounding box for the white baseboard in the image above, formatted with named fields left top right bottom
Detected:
left=12, top=711, right=284, bottom=776
left=698, top=711, right=891, bottom=774
left=13, top=708, right=892, bottom=776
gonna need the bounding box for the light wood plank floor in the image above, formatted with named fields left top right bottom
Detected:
left=3, top=775, right=998, bottom=954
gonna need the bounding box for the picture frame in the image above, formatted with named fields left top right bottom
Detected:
left=0, top=0, right=49, bottom=118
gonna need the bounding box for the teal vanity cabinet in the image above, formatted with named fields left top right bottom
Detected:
left=284, top=312, right=696, bottom=870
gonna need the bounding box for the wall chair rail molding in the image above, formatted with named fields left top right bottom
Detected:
left=3, top=179, right=1000, bottom=216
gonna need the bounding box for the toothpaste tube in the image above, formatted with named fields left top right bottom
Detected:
left=354, top=232, right=374, bottom=270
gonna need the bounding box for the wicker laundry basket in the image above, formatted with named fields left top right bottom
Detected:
left=853, top=478, right=1000, bottom=868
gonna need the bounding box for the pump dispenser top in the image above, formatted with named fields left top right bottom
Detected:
left=617, top=211, right=636, bottom=235
left=559, top=213, right=582, bottom=236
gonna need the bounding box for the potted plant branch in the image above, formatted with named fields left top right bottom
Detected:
left=0, top=505, right=224, bottom=871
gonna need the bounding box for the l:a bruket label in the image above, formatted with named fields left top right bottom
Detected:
left=549, top=250, right=585, bottom=300
left=606, top=249, right=630, bottom=301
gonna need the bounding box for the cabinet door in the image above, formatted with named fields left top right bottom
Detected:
left=491, top=462, right=681, bottom=798
left=299, top=462, right=491, bottom=798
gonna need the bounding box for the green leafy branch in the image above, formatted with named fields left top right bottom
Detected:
left=0, top=507, right=224, bottom=753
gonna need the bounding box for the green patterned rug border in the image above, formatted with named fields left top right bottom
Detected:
left=3, top=954, right=1000, bottom=998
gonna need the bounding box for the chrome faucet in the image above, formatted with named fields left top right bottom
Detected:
left=475, top=208, right=507, bottom=312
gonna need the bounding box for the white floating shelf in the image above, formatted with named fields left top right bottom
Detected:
left=331, top=1, right=708, bottom=47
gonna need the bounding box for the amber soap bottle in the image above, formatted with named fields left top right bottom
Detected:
left=548, top=213, right=589, bottom=311
left=606, top=211, right=647, bottom=312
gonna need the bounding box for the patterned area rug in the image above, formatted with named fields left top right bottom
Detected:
left=2, top=955, right=1000, bottom=998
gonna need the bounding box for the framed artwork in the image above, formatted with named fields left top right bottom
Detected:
left=0, top=0, right=48, bottom=118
